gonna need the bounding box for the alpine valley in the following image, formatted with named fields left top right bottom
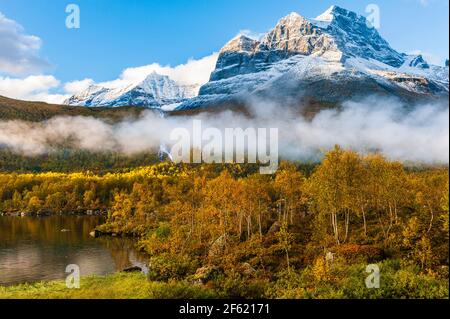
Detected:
left=0, top=3, right=449, bottom=301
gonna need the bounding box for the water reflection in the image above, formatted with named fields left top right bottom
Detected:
left=0, top=216, right=147, bottom=286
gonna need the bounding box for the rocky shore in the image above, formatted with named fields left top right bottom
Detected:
left=0, top=209, right=107, bottom=217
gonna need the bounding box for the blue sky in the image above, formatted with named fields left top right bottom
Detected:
left=0, top=0, right=448, bottom=102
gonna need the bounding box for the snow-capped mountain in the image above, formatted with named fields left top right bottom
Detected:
left=65, top=72, right=195, bottom=108
left=66, top=5, right=448, bottom=110
left=177, top=5, right=448, bottom=110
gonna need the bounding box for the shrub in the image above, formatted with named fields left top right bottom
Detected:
left=332, top=244, right=385, bottom=264
left=214, top=271, right=269, bottom=299
left=148, top=253, right=199, bottom=281
left=266, top=259, right=449, bottom=299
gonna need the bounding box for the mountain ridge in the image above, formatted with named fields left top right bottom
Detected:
left=63, top=5, right=449, bottom=111
left=176, top=5, right=448, bottom=110
left=65, top=72, right=196, bottom=108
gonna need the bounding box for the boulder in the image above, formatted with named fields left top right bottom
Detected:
left=89, top=229, right=103, bottom=238
left=267, top=221, right=281, bottom=235
left=122, top=266, right=143, bottom=273
left=240, top=263, right=257, bottom=277
left=193, top=266, right=221, bottom=284
left=208, top=235, right=225, bottom=259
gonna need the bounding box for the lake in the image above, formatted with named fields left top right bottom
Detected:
left=0, top=215, right=148, bottom=286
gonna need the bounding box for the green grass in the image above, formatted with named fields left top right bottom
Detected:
left=0, top=273, right=217, bottom=299
left=2, top=261, right=448, bottom=299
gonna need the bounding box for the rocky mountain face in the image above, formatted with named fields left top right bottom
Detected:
left=315, top=6, right=405, bottom=67
left=65, top=73, right=194, bottom=108
left=208, top=11, right=342, bottom=83
left=66, top=5, right=448, bottom=110
left=177, top=6, right=448, bottom=110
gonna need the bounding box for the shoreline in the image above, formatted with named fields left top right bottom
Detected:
left=0, top=272, right=216, bottom=299
left=0, top=209, right=107, bottom=217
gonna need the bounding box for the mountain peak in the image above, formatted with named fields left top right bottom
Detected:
left=221, top=35, right=259, bottom=54
left=314, top=5, right=365, bottom=25
left=313, top=6, right=406, bottom=67
left=66, top=72, right=192, bottom=108
left=284, top=11, right=303, bottom=20
left=261, top=10, right=327, bottom=55
left=278, top=11, right=308, bottom=25
left=142, top=71, right=169, bottom=82
left=315, top=5, right=337, bottom=22
left=404, top=54, right=430, bottom=69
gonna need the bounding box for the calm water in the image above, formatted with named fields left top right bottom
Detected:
left=0, top=215, right=147, bottom=286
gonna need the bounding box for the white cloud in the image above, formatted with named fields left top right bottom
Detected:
left=99, top=53, right=219, bottom=89
left=0, top=12, right=65, bottom=103
left=0, top=12, right=49, bottom=75
left=64, top=79, right=95, bottom=95
left=30, top=92, right=70, bottom=104
left=0, top=98, right=447, bottom=164
left=0, top=11, right=217, bottom=102
left=0, top=75, right=69, bottom=103
left=0, top=53, right=219, bottom=103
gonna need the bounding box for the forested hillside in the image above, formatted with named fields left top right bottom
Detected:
left=0, top=96, right=146, bottom=122
left=1, top=147, right=448, bottom=298
left=0, top=149, right=161, bottom=173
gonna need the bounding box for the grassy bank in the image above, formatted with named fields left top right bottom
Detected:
left=1, top=259, right=448, bottom=299
left=0, top=273, right=216, bottom=299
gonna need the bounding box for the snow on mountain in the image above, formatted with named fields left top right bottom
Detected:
left=66, top=5, right=448, bottom=110
left=311, top=5, right=406, bottom=67
left=221, top=35, right=260, bottom=54
left=314, top=5, right=335, bottom=24
left=65, top=72, right=196, bottom=108
left=177, top=5, right=448, bottom=110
